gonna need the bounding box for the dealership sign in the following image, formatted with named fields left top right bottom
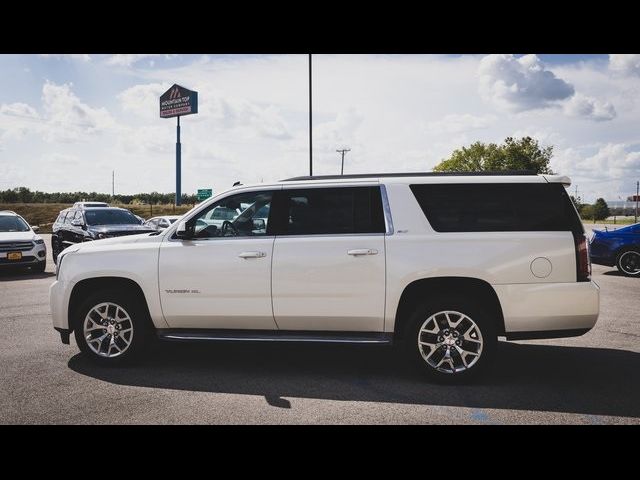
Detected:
left=159, top=84, right=198, bottom=118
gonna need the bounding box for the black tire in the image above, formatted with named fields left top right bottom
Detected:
left=73, top=289, right=152, bottom=366
left=616, top=249, right=640, bottom=277
left=402, top=295, right=497, bottom=384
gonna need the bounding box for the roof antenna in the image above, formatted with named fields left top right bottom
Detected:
left=233, top=181, right=242, bottom=187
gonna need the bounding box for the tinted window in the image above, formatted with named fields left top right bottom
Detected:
left=84, top=209, right=140, bottom=226
left=0, top=215, right=30, bottom=232
left=275, top=186, right=385, bottom=235
left=410, top=183, right=583, bottom=233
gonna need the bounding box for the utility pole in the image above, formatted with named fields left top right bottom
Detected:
left=337, top=148, right=351, bottom=175
left=112, top=170, right=114, bottom=198
left=309, top=53, right=313, bottom=177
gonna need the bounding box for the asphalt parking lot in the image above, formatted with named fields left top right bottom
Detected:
left=1, top=232, right=638, bottom=424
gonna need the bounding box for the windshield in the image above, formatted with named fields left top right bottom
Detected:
left=0, top=216, right=30, bottom=232
left=84, top=209, right=140, bottom=226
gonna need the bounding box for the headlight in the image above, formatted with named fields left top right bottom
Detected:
left=34, top=238, right=45, bottom=245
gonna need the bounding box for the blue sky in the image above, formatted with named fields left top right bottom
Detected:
left=0, top=53, right=639, bottom=202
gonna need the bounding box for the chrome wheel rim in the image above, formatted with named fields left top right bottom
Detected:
left=418, top=310, right=483, bottom=374
left=619, top=251, right=640, bottom=275
left=83, top=302, right=134, bottom=358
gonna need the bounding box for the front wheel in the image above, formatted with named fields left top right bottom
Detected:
left=74, top=289, right=152, bottom=365
left=403, top=297, right=497, bottom=383
left=616, top=250, right=640, bottom=276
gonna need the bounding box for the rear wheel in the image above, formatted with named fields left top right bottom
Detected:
left=616, top=249, right=640, bottom=276
left=73, top=289, right=152, bottom=365
left=403, top=296, right=497, bottom=383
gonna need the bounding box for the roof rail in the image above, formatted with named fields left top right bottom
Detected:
left=282, top=170, right=539, bottom=181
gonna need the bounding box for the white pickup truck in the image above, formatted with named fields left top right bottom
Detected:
left=50, top=172, right=599, bottom=382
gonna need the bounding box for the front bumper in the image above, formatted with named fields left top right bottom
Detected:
left=0, top=244, right=46, bottom=268
left=50, top=278, right=71, bottom=331
left=494, top=281, right=600, bottom=336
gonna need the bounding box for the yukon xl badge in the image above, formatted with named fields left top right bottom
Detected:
left=165, top=289, right=201, bottom=294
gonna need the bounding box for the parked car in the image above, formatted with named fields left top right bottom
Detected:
left=144, top=215, right=181, bottom=232
left=51, top=206, right=156, bottom=264
left=0, top=210, right=47, bottom=272
left=589, top=222, right=640, bottom=276
left=50, top=172, right=599, bottom=383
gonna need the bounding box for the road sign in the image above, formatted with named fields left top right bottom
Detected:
left=197, top=189, right=213, bottom=201
left=160, top=84, right=198, bottom=119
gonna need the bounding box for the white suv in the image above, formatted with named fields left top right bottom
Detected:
left=50, top=173, right=599, bottom=382
left=0, top=210, right=47, bottom=273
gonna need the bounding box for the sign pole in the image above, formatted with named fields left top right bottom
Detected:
left=160, top=83, right=198, bottom=206
left=176, top=116, right=181, bottom=206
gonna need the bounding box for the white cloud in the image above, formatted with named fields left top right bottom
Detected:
left=609, top=54, right=640, bottom=76
left=105, top=54, right=161, bottom=67
left=0, top=102, right=40, bottom=119
left=117, top=82, right=170, bottom=119
left=553, top=143, right=640, bottom=188
left=563, top=93, right=617, bottom=121
left=41, top=81, right=116, bottom=141
left=479, top=54, right=575, bottom=111
left=425, top=113, right=496, bottom=134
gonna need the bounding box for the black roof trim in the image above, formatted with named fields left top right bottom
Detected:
left=282, top=171, right=539, bottom=181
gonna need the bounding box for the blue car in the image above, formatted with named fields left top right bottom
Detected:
left=589, top=223, right=640, bottom=276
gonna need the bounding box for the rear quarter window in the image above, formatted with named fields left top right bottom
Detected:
left=409, top=183, right=583, bottom=233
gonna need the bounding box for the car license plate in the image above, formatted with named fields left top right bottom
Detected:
left=7, top=252, right=22, bottom=260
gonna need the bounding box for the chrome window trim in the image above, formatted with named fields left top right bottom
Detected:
left=380, top=184, right=394, bottom=235
left=169, top=235, right=276, bottom=243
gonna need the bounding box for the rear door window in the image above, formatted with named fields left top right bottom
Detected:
left=273, top=186, right=385, bottom=235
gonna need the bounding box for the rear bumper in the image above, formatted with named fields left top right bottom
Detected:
left=494, top=281, right=599, bottom=336
left=590, top=256, right=615, bottom=267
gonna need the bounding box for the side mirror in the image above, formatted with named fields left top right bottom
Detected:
left=175, top=220, right=192, bottom=239
left=31, top=226, right=40, bottom=233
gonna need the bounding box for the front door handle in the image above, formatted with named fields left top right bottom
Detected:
left=347, top=249, right=378, bottom=256
left=238, top=251, right=267, bottom=259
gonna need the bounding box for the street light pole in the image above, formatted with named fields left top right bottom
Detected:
left=309, top=54, right=313, bottom=177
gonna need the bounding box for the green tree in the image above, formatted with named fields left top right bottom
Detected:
left=592, top=198, right=610, bottom=221
left=433, top=136, right=554, bottom=174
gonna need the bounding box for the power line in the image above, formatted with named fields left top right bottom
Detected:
left=336, top=148, right=351, bottom=175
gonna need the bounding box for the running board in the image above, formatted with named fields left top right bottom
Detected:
left=157, top=329, right=393, bottom=344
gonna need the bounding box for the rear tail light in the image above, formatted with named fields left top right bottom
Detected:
left=573, top=232, right=591, bottom=282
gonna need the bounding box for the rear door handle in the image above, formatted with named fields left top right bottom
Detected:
left=347, top=249, right=378, bottom=256
left=238, top=251, right=267, bottom=259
